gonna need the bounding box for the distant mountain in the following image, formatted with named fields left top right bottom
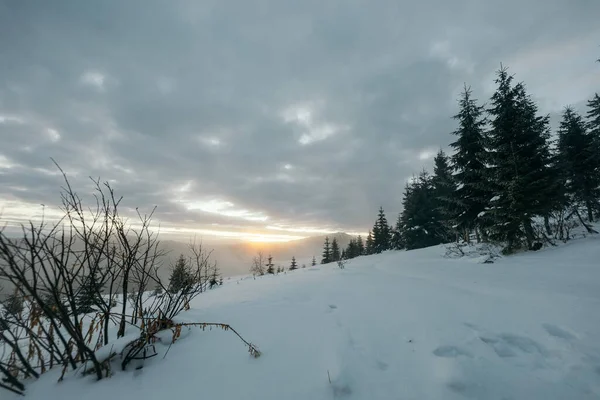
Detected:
left=159, top=232, right=356, bottom=277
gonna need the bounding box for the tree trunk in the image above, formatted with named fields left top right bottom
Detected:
left=104, top=311, right=111, bottom=346
left=543, top=215, right=552, bottom=236
left=118, top=270, right=129, bottom=338
left=523, top=219, right=535, bottom=249
left=586, top=200, right=594, bottom=223
left=575, top=208, right=599, bottom=234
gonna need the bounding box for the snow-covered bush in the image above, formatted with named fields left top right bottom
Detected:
left=444, top=242, right=501, bottom=263
left=0, top=164, right=258, bottom=396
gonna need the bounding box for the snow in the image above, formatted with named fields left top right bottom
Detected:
left=94, top=333, right=141, bottom=363
left=6, top=236, right=600, bottom=399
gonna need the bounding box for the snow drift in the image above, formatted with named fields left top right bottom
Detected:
left=6, top=236, right=600, bottom=399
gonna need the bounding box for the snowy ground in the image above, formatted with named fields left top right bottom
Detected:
left=8, top=236, right=600, bottom=399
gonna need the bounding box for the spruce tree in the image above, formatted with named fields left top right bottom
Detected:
left=2, top=292, right=23, bottom=319
left=345, top=238, right=361, bottom=259
left=76, top=270, right=103, bottom=314
left=321, top=236, right=331, bottom=264
left=289, top=256, right=298, bottom=270
left=169, top=254, right=192, bottom=293
left=356, top=235, right=365, bottom=255
left=449, top=85, right=490, bottom=242
left=432, top=150, right=456, bottom=242
left=152, top=285, right=163, bottom=297
left=391, top=214, right=404, bottom=250
left=209, top=263, right=221, bottom=289
left=331, top=238, right=341, bottom=261
left=486, top=67, right=559, bottom=251
left=311, top=256, right=317, bottom=266
left=400, top=171, right=447, bottom=250
left=558, top=106, right=600, bottom=221
left=365, top=231, right=374, bottom=255
left=586, top=93, right=600, bottom=218
left=372, top=207, right=391, bottom=253
left=344, top=239, right=353, bottom=259
left=266, top=255, right=275, bottom=274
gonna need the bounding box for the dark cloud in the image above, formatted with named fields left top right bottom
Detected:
left=1, top=0, right=599, bottom=239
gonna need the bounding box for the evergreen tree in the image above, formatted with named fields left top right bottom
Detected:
left=311, top=256, right=317, bottom=266
left=432, top=150, right=457, bottom=242
left=365, top=231, right=374, bottom=255
left=344, top=240, right=353, bottom=259
left=558, top=106, right=600, bottom=221
left=331, top=237, right=341, bottom=262
left=587, top=93, right=600, bottom=142
left=321, top=237, right=332, bottom=264
left=169, top=254, right=192, bottom=293
left=344, top=238, right=362, bottom=259
left=209, top=263, right=221, bottom=289
left=289, top=256, right=298, bottom=270
left=372, top=207, right=391, bottom=253
left=266, top=254, right=275, bottom=274
left=486, top=66, right=559, bottom=251
left=152, top=284, right=163, bottom=297
left=2, top=292, right=23, bottom=319
left=76, top=269, right=103, bottom=314
left=400, top=171, right=448, bottom=250
left=356, top=235, right=365, bottom=255
left=345, top=240, right=351, bottom=258
left=586, top=93, right=600, bottom=218
left=391, top=214, right=404, bottom=250
left=449, top=85, right=491, bottom=242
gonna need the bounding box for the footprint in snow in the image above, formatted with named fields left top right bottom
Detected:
left=542, top=323, right=577, bottom=340
left=331, top=383, right=352, bottom=398
left=446, top=380, right=488, bottom=398
left=479, top=333, right=547, bottom=358
left=433, top=345, right=473, bottom=358
left=375, top=360, right=389, bottom=371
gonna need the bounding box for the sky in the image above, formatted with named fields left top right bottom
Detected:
left=0, top=0, right=599, bottom=242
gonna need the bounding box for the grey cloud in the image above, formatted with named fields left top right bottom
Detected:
left=1, top=0, right=599, bottom=238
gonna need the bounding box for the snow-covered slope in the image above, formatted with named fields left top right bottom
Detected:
left=10, top=236, right=600, bottom=399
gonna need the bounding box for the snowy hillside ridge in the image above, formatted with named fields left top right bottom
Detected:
left=5, top=234, right=600, bottom=400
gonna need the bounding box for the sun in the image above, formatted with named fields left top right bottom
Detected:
left=244, top=234, right=304, bottom=243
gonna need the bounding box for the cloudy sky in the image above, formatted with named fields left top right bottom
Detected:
left=0, top=0, right=599, bottom=242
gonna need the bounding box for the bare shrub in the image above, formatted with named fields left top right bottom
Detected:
left=250, top=251, right=266, bottom=277
left=0, top=163, right=258, bottom=395
left=444, top=242, right=501, bottom=263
